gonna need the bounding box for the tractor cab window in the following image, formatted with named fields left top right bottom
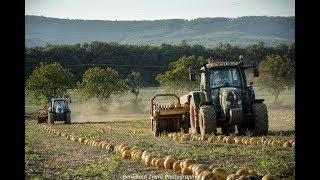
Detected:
left=210, top=68, right=242, bottom=89
left=54, top=100, right=67, bottom=108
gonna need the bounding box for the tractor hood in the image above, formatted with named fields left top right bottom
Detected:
left=219, top=87, right=242, bottom=116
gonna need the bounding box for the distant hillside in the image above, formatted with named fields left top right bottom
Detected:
left=25, top=15, right=294, bottom=47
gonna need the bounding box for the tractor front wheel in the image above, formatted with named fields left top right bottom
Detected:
left=199, top=105, right=217, bottom=136
left=65, top=112, right=71, bottom=124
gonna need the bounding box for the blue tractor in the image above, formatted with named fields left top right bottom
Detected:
left=47, top=98, right=71, bottom=124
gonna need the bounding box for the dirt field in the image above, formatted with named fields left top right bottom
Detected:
left=25, top=87, right=295, bottom=179
left=25, top=107, right=295, bottom=179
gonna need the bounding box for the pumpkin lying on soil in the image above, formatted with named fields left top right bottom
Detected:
left=183, top=158, right=195, bottom=169
left=155, top=158, right=165, bottom=168
left=199, top=170, right=216, bottom=180
left=248, top=170, right=258, bottom=176
left=236, top=169, right=250, bottom=176
left=226, top=137, right=234, bottom=144
left=283, top=141, right=292, bottom=149
left=164, top=156, right=176, bottom=169
left=173, top=160, right=182, bottom=172
left=249, top=137, right=258, bottom=145
left=181, top=167, right=192, bottom=175
left=261, top=174, right=280, bottom=180
left=141, top=150, right=150, bottom=161
left=122, top=150, right=131, bottom=159
left=212, top=168, right=228, bottom=180
left=151, top=157, right=158, bottom=167
left=226, top=174, right=239, bottom=180
left=217, top=135, right=224, bottom=142
left=237, top=175, right=250, bottom=180
left=144, top=153, right=155, bottom=166
left=235, top=138, right=242, bottom=144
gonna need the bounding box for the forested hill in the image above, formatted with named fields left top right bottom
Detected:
left=25, top=15, right=294, bottom=47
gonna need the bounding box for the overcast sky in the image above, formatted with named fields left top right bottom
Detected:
left=25, top=0, right=295, bottom=20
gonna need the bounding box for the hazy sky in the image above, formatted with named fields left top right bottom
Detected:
left=25, top=0, right=295, bottom=20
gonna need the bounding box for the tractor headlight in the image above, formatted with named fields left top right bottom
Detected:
left=226, top=101, right=231, bottom=106
left=237, top=101, right=242, bottom=105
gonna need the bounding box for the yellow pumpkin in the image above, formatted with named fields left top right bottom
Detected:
left=144, top=153, right=154, bottom=166
left=131, top=146, right=139, bottom=151
left=173, top=160, right=182, bottom=172
left=217, top=135, right=224, bottom=142
left=249, top=137, right=258, bottom=145
left=151, top=157, right=158, bottom=167
left=121, top=146, right=130, bottom=154
left=248, top=170, right=258, bottom=176
left=141, top=150, right=150, bottom=161
left=212, top=168, right=228, bottom=180
left=134, top=152, right=142, bottom=160
left=237, top=175, right=250, bottom=180
left=181, top=167, right=192, bottom=175
left=235, top=138, right=242, bottom=144
left=226, top=137, right=234, bottom=144
left=155, top=158, right=165, bottom=168
left=226, top=174, right=239, bottom=180
left=201, top=135, right=208, bottom=141
left=236, top=169, right=249, bottom=176
left=201, top=170, right=216, bottom=180
left=164, top=156, right=176, bottom=169
left=181, top=134, right=189, bottom=141
left=283, top=141, right=292, bottom=149
left=122, top=150, right=131, bottom=159
left=183, top=159, right=195, bottom=169
left=261, top=174, right=280, bottom=180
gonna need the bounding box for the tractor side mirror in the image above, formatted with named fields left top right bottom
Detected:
left=253, top=68, right=259, bottom=77
left=189, top=67, right=196, bottom=81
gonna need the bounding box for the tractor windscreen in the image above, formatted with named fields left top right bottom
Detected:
left=209, top=68, right=241, bottom=89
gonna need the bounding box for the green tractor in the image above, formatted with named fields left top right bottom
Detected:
left=47, top=98, right=71, bottom=124
left=186, top=57, right=268, bottom=136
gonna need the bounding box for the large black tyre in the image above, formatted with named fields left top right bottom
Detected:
left=251, top=103, right=268, bottom=135
left=65, top=112, right=71, bottom=124
left=48, top=113, right=54, bottom=124
left=190, top=105, right=200, bottom=134
left=199, top=105, right=217, bottom=136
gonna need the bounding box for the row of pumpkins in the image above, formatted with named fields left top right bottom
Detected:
left=168, top=133, right=295, bottom=150
left=39, top=124, right=283, bottom=180
left=72, top=124, right=143, bottom=135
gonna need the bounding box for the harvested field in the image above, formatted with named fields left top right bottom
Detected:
left=26, top=106, right=295, bottom=179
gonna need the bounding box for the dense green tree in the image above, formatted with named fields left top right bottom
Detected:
left=156, top=56, right=206, bottom=94
left=126, top=71, right=142, bottom=109
left=25, top=62, right=75, bottom=108
left=77, top=67, right=127, bottom=110
left=256, top=54, right=295, bottom=103
left=25, top=41, right=294, bottom=86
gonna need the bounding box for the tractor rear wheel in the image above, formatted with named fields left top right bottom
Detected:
left=199, top=105, right=217, bottom=136
left=48, top=113, right=54, bottom=124
left=190, top=105, right=200, bottom=134
left=251, top=103, right=268, bottom=135
left=65, top=112, right=71, bottom=124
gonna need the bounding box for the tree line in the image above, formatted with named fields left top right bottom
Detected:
left=25, top=41, right=295, bottom=86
